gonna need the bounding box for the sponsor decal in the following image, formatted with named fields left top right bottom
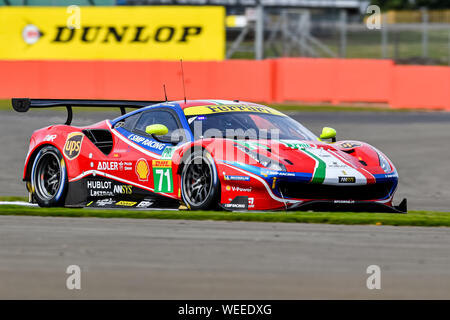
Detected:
left=334, top=200, right=355, bottom=204
left=63, top=132, right=84, bottom=160
left=260, top=169, right=277, bottom=177
left=97, top=161, right=118, bottom=171
left=328, top=161, right=347, bottom=168
left=115, top=201, right=137, bottom=207
left=97, top=161, right=133, bottom=171
left=281, top=141, right=311, bottom=150
left=86, top=180, right=132, bottom=197
left=22, top=24, right=43, bottom=45
left=184, top=105, right=285, bottom=116
left=224, top=175, right=250, bottom=181
left=128, top=133, right=166, bottom=151
left=161, top=146, right=176, bottom=159
left=43, top=134, right=57, bottom=142
left=225, top=185, right=252, bottom=192
left=113, top=184, right=133, bottom=195
left=277, top=172, right=295, bottom=177
left=338, top=142, right=362, bottom=149
left=87, top=181, right=111, bottom=189
left=95, top=198, right=115, bottom=207
left=152, top=160, right=173, bottom=193
left=89, top=190, right=114, bottom=197
left=248, top=197, right=255, bottom=209
left=152, top=160, right=172, bottom=167
left=0, top=7, right=225, bottom=61
left=338, top=176, right=356, bottom=183
left=136, top=200, right=154, bottom=208
left=223, top=196, right=248, bottom=210
left=136, top=158, right=150, bottom=182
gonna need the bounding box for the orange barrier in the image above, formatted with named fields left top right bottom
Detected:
left=0, top=60, right=273, bottom=102
left=273, top=58, right=393, bottom=104
left=391, top=65, right=450, bottom=110
left=0, top=59, right=449, bottom=110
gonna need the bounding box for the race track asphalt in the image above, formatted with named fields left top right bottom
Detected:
left=0, top=215, right=449, bottom=299
left=0, top=109, right=449, bottom=299
left=1, top=109, right=449, bottom=211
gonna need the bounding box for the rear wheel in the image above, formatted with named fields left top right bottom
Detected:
left=181, top=150, right=220, bottom=210
left=31, top=146, right=68, bottom=207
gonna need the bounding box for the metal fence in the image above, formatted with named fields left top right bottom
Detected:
left=227, top=8, right=450, bottom=65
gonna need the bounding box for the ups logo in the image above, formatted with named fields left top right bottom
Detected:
left=64, top=132, right=84, bottom=160
left=52, top=25, right=203, bottom=44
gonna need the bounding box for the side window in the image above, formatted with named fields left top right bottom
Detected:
left=134, top=110, right=180, bottom=139
left=114, top=112, right=140, bottom=131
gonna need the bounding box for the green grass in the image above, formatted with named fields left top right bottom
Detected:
left=0, top=205, right=449, bottom=227
left=0, top=196, right=28, bottom=202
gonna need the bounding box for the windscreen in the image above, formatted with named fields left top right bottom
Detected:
left=186, top=111, right=317, bottom=141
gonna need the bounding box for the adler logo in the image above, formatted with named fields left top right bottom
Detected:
left=52, top=25, right=203, bottom=44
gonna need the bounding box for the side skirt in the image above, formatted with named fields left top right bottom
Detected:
left=64, top=175, right=180, bottom=209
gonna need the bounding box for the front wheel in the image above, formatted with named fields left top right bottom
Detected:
left=181, top=150, right=220, bottom=210
left=31, top=145, right=68, bottom=207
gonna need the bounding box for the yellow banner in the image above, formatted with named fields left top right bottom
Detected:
left=0, top=6, right=225, bottom=60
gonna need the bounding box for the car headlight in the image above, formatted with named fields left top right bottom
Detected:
left=235, top=144, right=286, bottom=171
left=257, top=153, right=286, bottom=171
left=377, top=152, right=391, bottom=173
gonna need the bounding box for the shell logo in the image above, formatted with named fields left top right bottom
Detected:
left=136, top=158, right=149, bottom=181
left=226, top=185, right=231, bottom=191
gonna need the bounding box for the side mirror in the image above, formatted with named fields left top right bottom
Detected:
left=145, top=124, right=168, bottom=136
left=319, top=127, right=337, bottom=143
left=146, top=124, right=182, bottom=145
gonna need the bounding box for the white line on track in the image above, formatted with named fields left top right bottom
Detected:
left=0, top=201, right=38, bottom=207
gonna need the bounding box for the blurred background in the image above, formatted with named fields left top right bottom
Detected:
left=2, top=0, right=450, bottom=64
left=0, top=0, right=449, bottom=109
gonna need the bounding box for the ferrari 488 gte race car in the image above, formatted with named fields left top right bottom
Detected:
left=12, top=98, right=406, bottom=212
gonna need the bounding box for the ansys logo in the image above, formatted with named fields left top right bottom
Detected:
left=22, top=24, right=44, bottom=45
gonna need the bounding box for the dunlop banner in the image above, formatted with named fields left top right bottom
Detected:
left=0, top=6, right=225, bottom=60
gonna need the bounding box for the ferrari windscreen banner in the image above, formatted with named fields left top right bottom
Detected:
left=0, top=6, right=225, bottom=60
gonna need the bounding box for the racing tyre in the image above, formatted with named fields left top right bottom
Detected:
left=181, top=150, right=220, bottom=210
left=31, top=145, right=68, bottom=207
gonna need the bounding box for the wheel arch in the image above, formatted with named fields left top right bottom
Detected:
left=177, top=143, right=215, bottom=176
left=23, top=143, right=64, bottom=182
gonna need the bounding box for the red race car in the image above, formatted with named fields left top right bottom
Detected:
left=12, top=98, right=406, bottom=212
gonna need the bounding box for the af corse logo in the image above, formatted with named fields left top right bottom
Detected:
left=64, top=132, right=84, bottom=160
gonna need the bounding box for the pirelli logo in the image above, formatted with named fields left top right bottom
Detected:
left=338, top=176, right=356, bottom=183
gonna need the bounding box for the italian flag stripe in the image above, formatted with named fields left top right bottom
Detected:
left=302, top=149, right=326, bottom=184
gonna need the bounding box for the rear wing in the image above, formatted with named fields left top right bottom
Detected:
left=11, top=98, right=164, bottom=125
